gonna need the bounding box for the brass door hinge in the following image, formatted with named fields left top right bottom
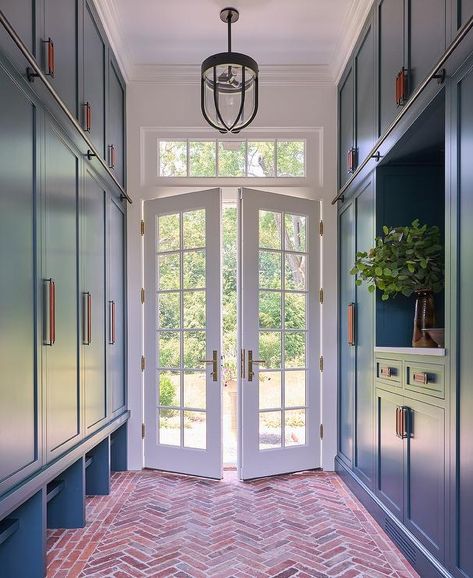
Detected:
left=142, top=423, right=146, bottom=439
left=319, top=220, right=324, bottom=236
left=320, top=424, right=324, bottom=439
left=319, top=355, right=324, bottom=371
left=141, top=288, right=145, bottom=304
left=319, top=288, right=324, bottom=304
left=140, top=220, right=145, bottom=236
left=141, top=355, right=146, bottom=371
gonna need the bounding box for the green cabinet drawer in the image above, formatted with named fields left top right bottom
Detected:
left=376, top=358, right=402, bottom=386
left=405, top=362, right=445, bottom=399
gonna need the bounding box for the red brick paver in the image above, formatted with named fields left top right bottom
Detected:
left=47, top=470, right=419, bottom=578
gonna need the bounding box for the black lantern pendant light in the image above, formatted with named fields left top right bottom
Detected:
left=201, top=7, right=259, bottom=134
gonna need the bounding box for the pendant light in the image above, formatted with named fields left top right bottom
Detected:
left=201, top=7, right=259, bottom=134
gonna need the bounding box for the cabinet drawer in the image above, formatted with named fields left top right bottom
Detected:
left=405, top=362, right=445, bottom=399
left=376, top=358, right=402, bottom=386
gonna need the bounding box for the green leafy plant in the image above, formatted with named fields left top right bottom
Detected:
left=159, top=375, right=177, bottom=407
left=351, top=219, right=444, bottom=301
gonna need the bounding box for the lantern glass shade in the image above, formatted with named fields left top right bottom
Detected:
left=201, top=53, right=258, bottom=134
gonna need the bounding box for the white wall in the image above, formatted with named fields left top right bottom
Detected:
left=126, top=77, right=339, bottom=472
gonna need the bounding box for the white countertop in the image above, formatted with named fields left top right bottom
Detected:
left=374, top=346, right=446, bottom=357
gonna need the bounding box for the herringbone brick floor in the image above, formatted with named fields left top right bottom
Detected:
left=47, top=470, right=419, bottom=578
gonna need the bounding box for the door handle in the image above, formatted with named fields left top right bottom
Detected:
left=83, top=101, right=92, bottom=132
left=43, top=278, right=56, bottom=346
left=43, top=37, right=55, bottom=77
left=109, top=300, right=116, bottom=345
left=247, top=350, right=266, bottom=382
left=348, top=303, right=356, bottom=346
left=82, top=292, right=92, bottom=345
left=108, top=144, right=116, bottom=169
left=401, top=407, right=411, bottom=439
left=199, top=350, right=218, bottom=382
left=395, top=407, right=401, bottom=438
left=240, top=348, right=246, bottom=379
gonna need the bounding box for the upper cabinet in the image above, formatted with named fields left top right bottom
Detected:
left=1, top=0, right=36, bottom=54
left=454, top=0, right=473, bottom=29
left=338, top=64, right=354, bottom=188
left=108, top=56, right=126, bottom=186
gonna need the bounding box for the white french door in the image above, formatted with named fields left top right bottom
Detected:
left=144, top=189, right=222, bottom=479
left=240, top=188, right=320, bottom=480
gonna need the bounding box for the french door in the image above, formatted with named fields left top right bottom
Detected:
left=144, top=188, right=320, bottom=480
left=240, top=188, right=320, bottom=479
left=144, top=189, right=222, bottom=479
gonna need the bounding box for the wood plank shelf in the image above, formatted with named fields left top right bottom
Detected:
left=375, top=347, right=446, bottom=357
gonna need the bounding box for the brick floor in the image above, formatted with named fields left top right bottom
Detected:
left=47, top=470, right=419, bottom=578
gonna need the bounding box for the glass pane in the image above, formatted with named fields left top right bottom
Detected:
left=158, top=292, right=180, bottom=329
left=259, top=411, right=282, bottom=449
left=159, top=141, right=187, bottom=177
left=183, top=331, right=206, bottom=369
left=285, top=254, right=306, bottom=290
left=183, top=291, right=206, bottom=329
left=259, top=210, right=281, bottom=249
left=159, top=409, right=181, bottom=446
left=285, top=371, right=306, bottom=407
left=158, top=332, right=180, bottom=368
left=189, top=141, right=216, bottom=177
left=285, top=332, right=306, bottom=368
left=183, top=209, right=206, bottom=249
left=259, top=331, right=281, bottom=369
left=259, top=372, right=281, bottom=410
left=285, top=214, right=306, bottom=252
left=158, top=253, right=180, bottom=291
left=248, top=142, right=275, bottom=177
left=184, top=371, right=206, bottom=410
left=218, top=141, right=246, bottom=177
left=277, top=141, right=305, bottom=177
left=183, top=250, right=206, bottom=289
left=259, top=251, right=281, bottom=289
left=285, top=293, right=306, bottom=329
left=259, top=291, right=281, bottom=329
left=157, top=213, right=180, bottom=252
left=285, top=409, right=306, bottom=446
left=184, top=411, right=206, bottom=449
left=158, top=371, right=180, bottom=407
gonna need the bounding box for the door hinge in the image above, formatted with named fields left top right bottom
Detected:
left=140, top=220, right=145, bottom=236
left=141, top=288, right=145, bottom=304
left=141, top=355, right=146, bottom=371
left=319, top=355, right=324, bottom=371
left=142, top=423, right=146, bottom=439
left=319, top=288, right=324, bottom=304
left=319, top=220, right=324, bottom=236
left=320, top=424, right=324, bottom=439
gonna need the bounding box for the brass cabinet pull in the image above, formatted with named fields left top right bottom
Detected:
left=380, top=366, right=392, bottom=378
left=43, top=37, right=55, bottom=77
left=401, top=407, right=411, bottom=439
left=108, top=144, right=116, bottom=169
left=348, top=303, right=356, bottom=346
left=247, top=350, right=266, bottom=382
left=240, top=349, right=246, bottom=379
left=395, top=67, right=408, bottom=106
left=413, top=371, right=429, bottom=385
left=43, top=278, right=56, bottom=346
left=83, top=101, right=91, bottom=132
left=109, top=300, right=116, bottom=345
left=395, top=407, right=401, bottom=438
left=347, top=148, right=358, bottom=174
left=82, top=292, right=92, bottom=345
left=199, top=350, right=218, bottom=382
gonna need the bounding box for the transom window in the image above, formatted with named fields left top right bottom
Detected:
left=158, top=139, right=305, bottom=178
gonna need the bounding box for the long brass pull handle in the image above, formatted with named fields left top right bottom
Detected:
left=248, top=350, right=266, bottom=382
left=348, top=303, right=356, bottom=346
left=402, top=407, right=411, bottom=439
left=413, top=371, right=429, bottom=385
left=380, top=366, right=392, bottom=378
left=109, top=301, right=116, bottom=345
left=44, top=279, right=56, bottom=346
left=199, top=350, right=218, bottom=382
left=108, top=144, right=116, bottom=169
left=240, top=349, right=246, bottom=379
left=395, top=407, right=400, bottom=438
left=82, top=292, right=92, bottom=345
left=83, top=102, right=91, bottom=132
left=43, top=37, right=55, bottom=77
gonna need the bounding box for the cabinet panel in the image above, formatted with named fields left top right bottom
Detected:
left=108, top=59, right=125, bottom=186
left=43, top=123, right=80, bottom=459
left=0, top=66, right=39, bottom=492
left=83, top=1, right=106, bottom=157
left=376, top=388, right=404, bottom=520
left=82, top=171, right=106, bottom=433
left=43, top=0, right=78, bottom=116
left=354, top=181, right=375, bottom=488
left=377, top=0, right=404, bottom=135
left=339, top=66, right=354, bottom=188
left=108, top=197, right=126, bottom=415
left=355, top=23, right=375, bottom=168
left=404, top=400, right=445, bottom=560
left=1, top=0, right=35, bottom=53
left=339, top=203, right=355, bottom=464
left=458, top=0, right=473, bottom=26
left=408, top=0, right=446, bottom=93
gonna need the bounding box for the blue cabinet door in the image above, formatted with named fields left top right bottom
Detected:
left=107, top=196, right=126, bottom=416
left=43, top=121, right=81, bottom=461
left=1, top=0, right=35, bottom=53
left=0, top=62, right=40, bottom=496
left=83, top=0, right=106, bottom=157
left=339, top=202, right=355, bottom=465
left=108, top=57, right=125, bottom=186
left=81, top=170, right=107, bottom=434
left=458, top=0, right=473, bottom=26
left=338, top=65, right=354, bottom=188
left=43, top=0, right=78, bottom=116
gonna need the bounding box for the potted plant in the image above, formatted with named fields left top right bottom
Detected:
left=351, top=220, right=444, bottom=347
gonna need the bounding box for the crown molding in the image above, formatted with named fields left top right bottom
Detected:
left=129, top=63, right=335, bottom=86
left=331, top=0, right=375, bottom=84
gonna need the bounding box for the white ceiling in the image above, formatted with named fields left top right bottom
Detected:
left=110, top=0, right=358, bottom=67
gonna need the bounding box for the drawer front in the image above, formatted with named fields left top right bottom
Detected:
left=405, top=362, right=445, bottom=399
left=376, top=358, right=402, bottom=387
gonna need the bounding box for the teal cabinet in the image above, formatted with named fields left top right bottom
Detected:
left=457, top=0, right=473, bottom=26
left=108, top=56, right=125, bottom=186
left=0, top=62, right=40, bottom=495
left=1, top=0, right=36, bottom=53
left=338, top=64, right=354, bottom=188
